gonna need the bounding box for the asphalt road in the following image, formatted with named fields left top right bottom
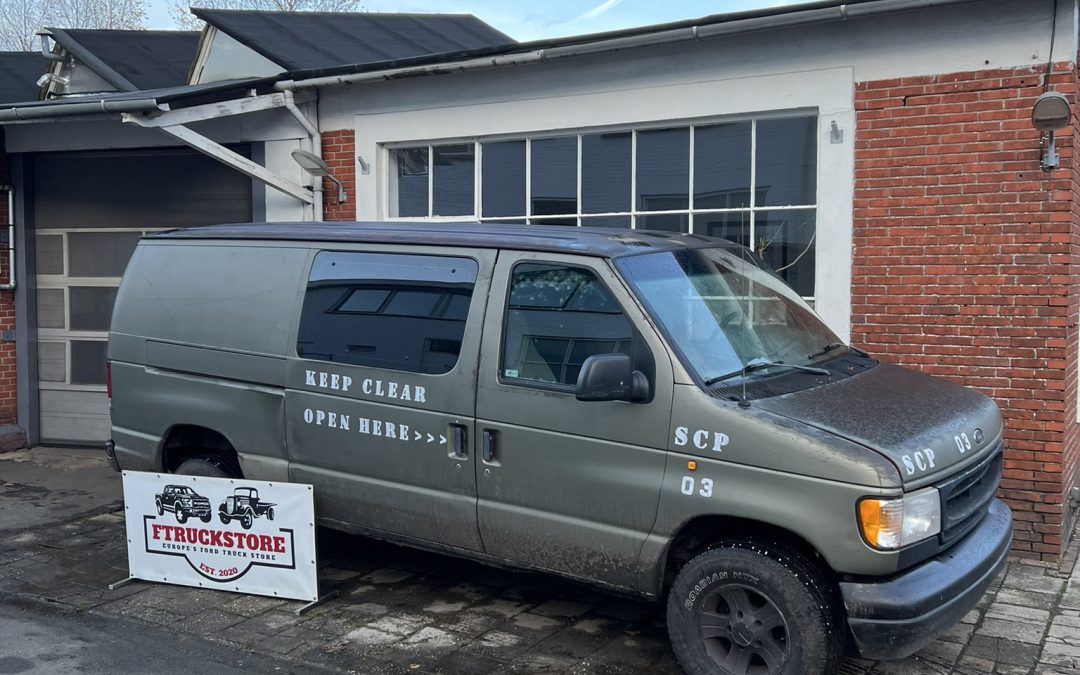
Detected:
left=0, top=592, right=320, bottom=674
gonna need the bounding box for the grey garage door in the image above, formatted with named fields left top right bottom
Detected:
left=33, top=147, right=253, bottom=444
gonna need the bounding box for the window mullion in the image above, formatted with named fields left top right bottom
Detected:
left=475, top=141, right=482, bottom=219
left=749, top=120, right=757, bottom=252
left=576, top=134, right=583, bottom=226
left=630, top=130, right=638, bottom=229
left=688, top=125, right=696, bottom=234
left=427, top=145, right=434, bottom=218
left=525, top=138, right=532, bottom=224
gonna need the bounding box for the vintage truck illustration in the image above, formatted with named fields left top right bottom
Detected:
left=218, top=487, right=276, bottom=530
left=154, top=485, right=213, bottom=524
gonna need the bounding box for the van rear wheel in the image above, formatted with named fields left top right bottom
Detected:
left=175, top=455, right=236, bottom=478
left=666, top=540, right=841, bottom=675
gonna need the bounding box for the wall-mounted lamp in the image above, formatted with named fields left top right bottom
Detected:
left=1032, top=91, right=1071, bottom=171
left=291, top=149, right=347, bottom=204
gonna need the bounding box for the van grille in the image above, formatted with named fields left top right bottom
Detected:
left=937, top=445, right=1003, bottom=545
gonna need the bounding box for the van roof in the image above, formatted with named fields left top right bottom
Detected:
left=148, top=221, right=741, bottom=258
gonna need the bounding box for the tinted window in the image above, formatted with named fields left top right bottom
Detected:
left=695, top=122, right=751, bottom=209
left=297, top=252, right=478, bottom=374
left=531, top=136, right=577, bottom=216
left=394, top=147, right=428, bottom=217
left=582, top=132, right=631, bottom=214
left=636, top=127, right=689, bottom=212
left=756, top=117, right=817, bottom=206
left=502, top=263, right=632, bottom=387
left=482, top=140, right=525, bottom=217
left=432, top=144, right=474, bottom=216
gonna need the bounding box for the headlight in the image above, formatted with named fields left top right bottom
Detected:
left=858, top=487, right=941, bottom=550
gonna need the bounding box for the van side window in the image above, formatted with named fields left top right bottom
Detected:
left=502, top=263, right=633, bottom=387
left=297, top=252, right=478, bottom=374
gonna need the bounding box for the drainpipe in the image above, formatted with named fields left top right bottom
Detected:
left=282, top=90, right=324, bottom=221
left=1, top=185, right=14, bottom=290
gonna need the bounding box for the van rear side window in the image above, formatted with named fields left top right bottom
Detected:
left=297, top=252, right=478, bottom=374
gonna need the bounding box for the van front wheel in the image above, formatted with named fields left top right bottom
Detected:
left=666, top=541, right=841, bottom=675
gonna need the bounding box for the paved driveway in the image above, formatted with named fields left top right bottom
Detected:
left=2, top=447, right=1079, bottom=674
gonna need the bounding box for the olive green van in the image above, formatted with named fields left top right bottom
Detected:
left=106, top=222, right=1011, bottom=675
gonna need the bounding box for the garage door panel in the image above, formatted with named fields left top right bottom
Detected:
left=39, top=390, right=111, bottom=444
left=33, top=149, right=252, bottom=229
left=34, top=148, right=253, bottom=444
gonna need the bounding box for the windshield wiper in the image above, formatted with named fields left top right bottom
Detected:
left=807, top=342, right=869, bottom=360
left=703, top=360, right=830, bottom=386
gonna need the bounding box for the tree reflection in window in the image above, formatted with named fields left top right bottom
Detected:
left=503, top=264, right=632, bottom=387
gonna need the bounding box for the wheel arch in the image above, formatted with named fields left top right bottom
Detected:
left=657, top=514, right=838, bottom=595
left=160, top=424, right=242, bottom=476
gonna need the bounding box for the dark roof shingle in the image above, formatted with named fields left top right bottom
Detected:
left=0, top=52, right=44, bottom=104
left=53, top=30, right=200, bottom=90
left=193, top=9, right=514, bottom=72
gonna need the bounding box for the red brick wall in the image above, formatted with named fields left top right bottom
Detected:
left=321, top=129, right=356, bottom=221
left=852, top=63, right=1079, bottom=560
left=0, top=131, right=17, bottom=427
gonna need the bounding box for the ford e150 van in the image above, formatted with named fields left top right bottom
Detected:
left=106, top=222, right=1011, bottom=675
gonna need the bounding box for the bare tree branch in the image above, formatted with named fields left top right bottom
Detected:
left=0, top=0, right=51, bottom=51
left=0, top=0, right=148, bottom=51
left=170, top=0, right=364, bottom=31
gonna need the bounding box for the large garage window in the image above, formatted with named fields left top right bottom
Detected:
left=388, top=115, right=817, bottom=297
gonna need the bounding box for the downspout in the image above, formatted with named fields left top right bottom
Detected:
left=282, top=90, right=323, bottom=221
left=1, top=185, right=14, bottom=290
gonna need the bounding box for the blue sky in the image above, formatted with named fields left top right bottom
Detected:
left=147, top=1, right=802, bottom=40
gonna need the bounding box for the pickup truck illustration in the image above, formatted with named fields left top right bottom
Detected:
left=154, top=485, right=213, bottom=524
left=218, top=487, right=276, bottom=530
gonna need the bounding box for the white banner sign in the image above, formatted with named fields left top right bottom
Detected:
left=122, top=471, right=318, bottom=602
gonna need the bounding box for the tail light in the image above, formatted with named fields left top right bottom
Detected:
left=106, top=361, right=112, bottom=399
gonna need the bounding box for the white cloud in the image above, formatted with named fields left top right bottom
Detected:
left=573, top=0, right=622, bottom=24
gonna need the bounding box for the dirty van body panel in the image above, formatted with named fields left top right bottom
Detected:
left=109, top=242, right=309, bottom=476
left=628, top=384, right=904, bottom=595
left=755, top=362, right=1004, bottom=488
left=475, top=252, right=673, bottom=591
left=666, top=384, right=901, bottom=487
left=285, top=248, right=495, bottom=553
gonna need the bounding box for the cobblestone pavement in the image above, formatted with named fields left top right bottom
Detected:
left=2, top=497, right=1079, bottom=675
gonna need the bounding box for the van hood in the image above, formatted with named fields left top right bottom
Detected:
left=755, top=362, right=1002, bottom=487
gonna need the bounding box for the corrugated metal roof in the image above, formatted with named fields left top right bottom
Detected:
left=0, top=52, right=44, bottom=104
left=51, top=29, right=200, bottom=91
left=194, top=8, right=514, bottom=72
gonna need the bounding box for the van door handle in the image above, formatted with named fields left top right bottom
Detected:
left=449, top=424, right=467, bottom=460
left=482, top=430, right=497, bottom=464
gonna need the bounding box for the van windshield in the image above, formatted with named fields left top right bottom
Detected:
left=615, top=247, right=841, bottom=385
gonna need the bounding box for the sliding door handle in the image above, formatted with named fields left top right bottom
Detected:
left=449, top=424, right=467, bottom=460
left=482, top=430, right=497, bottom=464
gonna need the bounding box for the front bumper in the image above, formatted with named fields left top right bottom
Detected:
left=841, top=498, right=1012, bottom=661
left=184, top=502, right=212, bottom=516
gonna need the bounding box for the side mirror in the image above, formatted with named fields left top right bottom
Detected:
left=575, top=354, right=650, bottom=403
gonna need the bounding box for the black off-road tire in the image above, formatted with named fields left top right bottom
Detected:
left=155, top=499, right=164, bottom=516
left=199, top=513, right=212, bottom=523
left=175, top=510, right=188, bottom=524
left=267, top=507, right=275, bottom=521
left=175, top=456, right=236, bottom=478
left=666, top=540, right=842, bottom=675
